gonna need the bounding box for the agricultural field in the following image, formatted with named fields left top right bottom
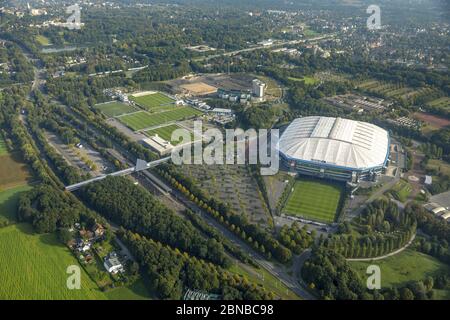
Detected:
left=118, top=107, right=202, bottom=131
left=130, top=92, right=176, bottom=112
left=283, top=178, right=343, bottom=223
left=388, top=179, right=412, bottom=203
left=0, top=223, right=107, bottom=300
left=350, top=249, right=450, bottom=296
left=357, top=80, right=436, bottom=102
left=427, top=97, right=450, bottom=110
left=181, top=164, right=272, bottom=227
left=94, top=101, right=137, bottom=118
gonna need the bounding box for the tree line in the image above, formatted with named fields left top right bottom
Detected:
left=78, top=176, right=230, bottom=267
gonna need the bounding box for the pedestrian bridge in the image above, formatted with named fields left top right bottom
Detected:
left=65, top=157, right=171, bottom=192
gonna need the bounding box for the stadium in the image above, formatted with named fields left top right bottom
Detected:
left=278, top=116, right=390, bottom=183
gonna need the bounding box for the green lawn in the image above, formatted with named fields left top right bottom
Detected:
left=389, top=179, right=412, bottom=203
left=283, top=178, right=342, bottom=223
left=105, top=278, right=154, bottom=300
left=36, top=35, right=51, bottom=46
left=304, top=28, right=320, bottom=37
left=0, top=185, right=32, bottom=223
left=229, top=263, right=300, bottom=300
left=427, top=159, right=450, bottom=175
left=130, top=92, right=175, bottom=111
left=144, top=124, right=192, bottom=145
left=350, top=249, right=450, bottom=293
left=0, top=223, right=107, bottom=300
left=94, top=102, right=137, bottom=118
left=118, top=107, right=202, bottom=131
left=288, top=76, right=318, bottom=85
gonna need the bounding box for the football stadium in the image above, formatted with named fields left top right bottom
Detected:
left=278, top=116, right=390, bottom=183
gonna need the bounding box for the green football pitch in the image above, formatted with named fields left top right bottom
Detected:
left=94, top=102, right=137, bottom=117
left=145, top=124, right=195, bottom=145
left=130, top=92, right=176, bottom=111
left=283, top=178, right=343, bottom=223
left=118, top=107, right=202, bottom=131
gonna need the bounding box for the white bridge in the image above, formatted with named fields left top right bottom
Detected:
left=65, top=157, right=171, bottom=192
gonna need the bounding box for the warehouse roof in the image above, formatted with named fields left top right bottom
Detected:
left=278, top=116, right=389, bottom=170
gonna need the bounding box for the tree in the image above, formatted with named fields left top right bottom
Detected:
left=400, top=287, right=414, bottom=300
left=57, top=228, right=73, bottom=244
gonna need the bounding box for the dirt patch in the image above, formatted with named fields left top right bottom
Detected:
left=180, top=82, right=218, bottom=95
left=413, top=112, right=450, bottom=129
left=0, top=153, right=32, bottom=190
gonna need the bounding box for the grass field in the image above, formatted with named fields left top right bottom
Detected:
left=229, top=263, right=300, bottom=300
left=0, top=223, right=107, bottom=300
left=389, top=179, right=412, bottom=203
left=350, top=249, right=450, bottom=294
left=105, top=279, right=153, bottom=300
left=0, top=152, right=32, bottom=190
left=426, top=159, right=450, bottom=175
left=130, top=92, right=175, bottom=111
left=94, top=102, right=136, bottom=117
left=0, top=185, right=32, bottom=223
left=144, top=124, right=187, bottom=145
left=0, top=138, right=32, bottom=191
left=288, top=76, right=318, bottom=85
left=36, top=35, right=51, bottom=46
left=118, top=107, right=202, bottom=131
left=283, top=178, right=342, bottom=223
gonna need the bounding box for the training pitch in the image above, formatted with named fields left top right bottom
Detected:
left=130, top=92, right=176, bottom=111
left=118, top=107, right=202, bottom=131
left=94, top=102, right=137, bottom=118
left=283, top=178, right=343, bottom=223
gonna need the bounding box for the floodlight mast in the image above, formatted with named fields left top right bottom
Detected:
left=65, top=157, right=171, bottom=192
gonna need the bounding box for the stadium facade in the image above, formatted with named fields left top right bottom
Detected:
left=278, top=116, right=390, bottom=183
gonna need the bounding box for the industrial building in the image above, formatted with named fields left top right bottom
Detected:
left=278, top=116, right=390, bottom=183
left=252, top=79, right=266, bottom=98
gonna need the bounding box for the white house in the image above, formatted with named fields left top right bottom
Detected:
left=103, top=253, right=124, bottom=274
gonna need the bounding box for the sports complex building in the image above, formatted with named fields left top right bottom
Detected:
left=278, top=116, right=390, bottom=183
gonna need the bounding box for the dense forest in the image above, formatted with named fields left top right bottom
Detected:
left=79, top=176, right=230, bottom=267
